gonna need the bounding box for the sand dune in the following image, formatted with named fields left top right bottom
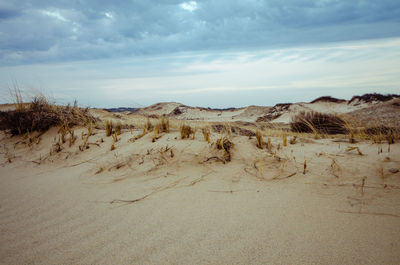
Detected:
left=1, top=95, right=400, bottom=264
left=130, top=95, right=400, bottom=126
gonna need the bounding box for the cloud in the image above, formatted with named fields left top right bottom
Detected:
left=1, top=0, right=400, bottom=65
left=1, top=37, right=399, bottom=108
left=180, top=1, right=198, bottom=12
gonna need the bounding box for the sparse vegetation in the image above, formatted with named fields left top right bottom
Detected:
left=256, top=130, right=264, bottom=149
left=152, top=125, right=162, bottom=142
left=79, top=135, right=90, bottom=151
left=180, top=124, right=193, bottom=139
left=283, top=134, right=287, bottom=147
left=105, top=120, right=113, bottom=136
left=146, top=118, right=152, bottom=131
left=216, top=136, right=233, bottom=162
left=112, top=132, right=118, bottom=143
left=290, top=111, right=348, bottom=135
left=0, top=92, right=95, bottom=135
left=202, top=127, right=211, bottom=143
left=346, top=146, right=363, bottom=155
left=160, top=116, right=170, bottom=133
left=115, top=122, right=122, bottom=135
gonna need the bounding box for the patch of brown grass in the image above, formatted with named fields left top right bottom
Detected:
left=180, top=124, right=193, bottom=139
left=0, top=90, right=96, bottom=135
left=290, top=111, right=348, bottom=135
left=202, top=127, right=211, bottom=143
left=216, top=136, right=234, bottom=162
left=256, top=130, right=264, bottom=149
left=105, top=120, right=113, bottom=136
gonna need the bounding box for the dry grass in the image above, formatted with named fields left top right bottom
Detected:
left=256, top=130, right=264, bottom=149
left=216, top=136, right=234, bottom=162
left=0, top=88, right=96, bottom=136
left=291, top=111, right=347, bottom=135
left=180, top=124, right=193, bottom=139
left=330, top=158, right=341, bottom=178
left=105, top=120, right=113, bottom=136
left=115, top=122, right=122, bottom=135
left=146, top=118, right=152, bottom=131
left=112, top=132, right=118, bottom=143
left=202, top=127, right=211, bottom=143
left=160, top=116, right=170, bottom=133
left=152, top=125, right=162, bottom=142
left=129, top=129, right=147, bottom=142
left=283, top=134, right=287, bottom=147
left=69, top=130, right=76, bottom=147
left=346, top=146, right=363, bottom=155
left=79, top=135, right=90, bottom=151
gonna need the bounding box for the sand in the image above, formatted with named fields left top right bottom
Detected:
left=1, top=118, right=399, bottom=265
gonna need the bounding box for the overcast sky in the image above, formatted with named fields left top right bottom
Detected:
left=1, top=0, right=400, bottom=107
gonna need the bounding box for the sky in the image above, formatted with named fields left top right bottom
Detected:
left=0, top=0, right=400, bottom=108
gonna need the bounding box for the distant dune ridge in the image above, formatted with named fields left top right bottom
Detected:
left=0, top=92, right=399, bottom=264
left=127, top=93, right=400, bottom=127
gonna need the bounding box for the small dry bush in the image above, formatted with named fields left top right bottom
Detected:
left=180, top=124, right=193, bottom=139
left=290, top=111, right=348, bottom=135
left=0, top=95, right=95, bottom=135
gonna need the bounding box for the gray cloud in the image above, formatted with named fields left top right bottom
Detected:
left=1, top=0, right=400, bottom=65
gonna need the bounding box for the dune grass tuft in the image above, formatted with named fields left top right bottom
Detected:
left=202, top=127, right=211, bottom=143
left=256, top=130, right=264, bottom=149
left=0, top=94, right=95, bottom=135
left=160, top=116, right=170, bottom=133
left=105, top=120, right=113, bottom=136
left=290, top=111, right=348, bottom=135
left=216, top=136, right=234, bottom=162
left=180, top=124, right=193, bottom=139
left=115, top=122, right=122, bottom=135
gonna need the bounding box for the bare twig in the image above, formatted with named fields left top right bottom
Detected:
left=337, top=210, right=400, bottom=218
left=204, top=156, right=225, bottom=164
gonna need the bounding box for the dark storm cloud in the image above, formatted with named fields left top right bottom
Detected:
left=1, top=0, right=400, bottom=65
